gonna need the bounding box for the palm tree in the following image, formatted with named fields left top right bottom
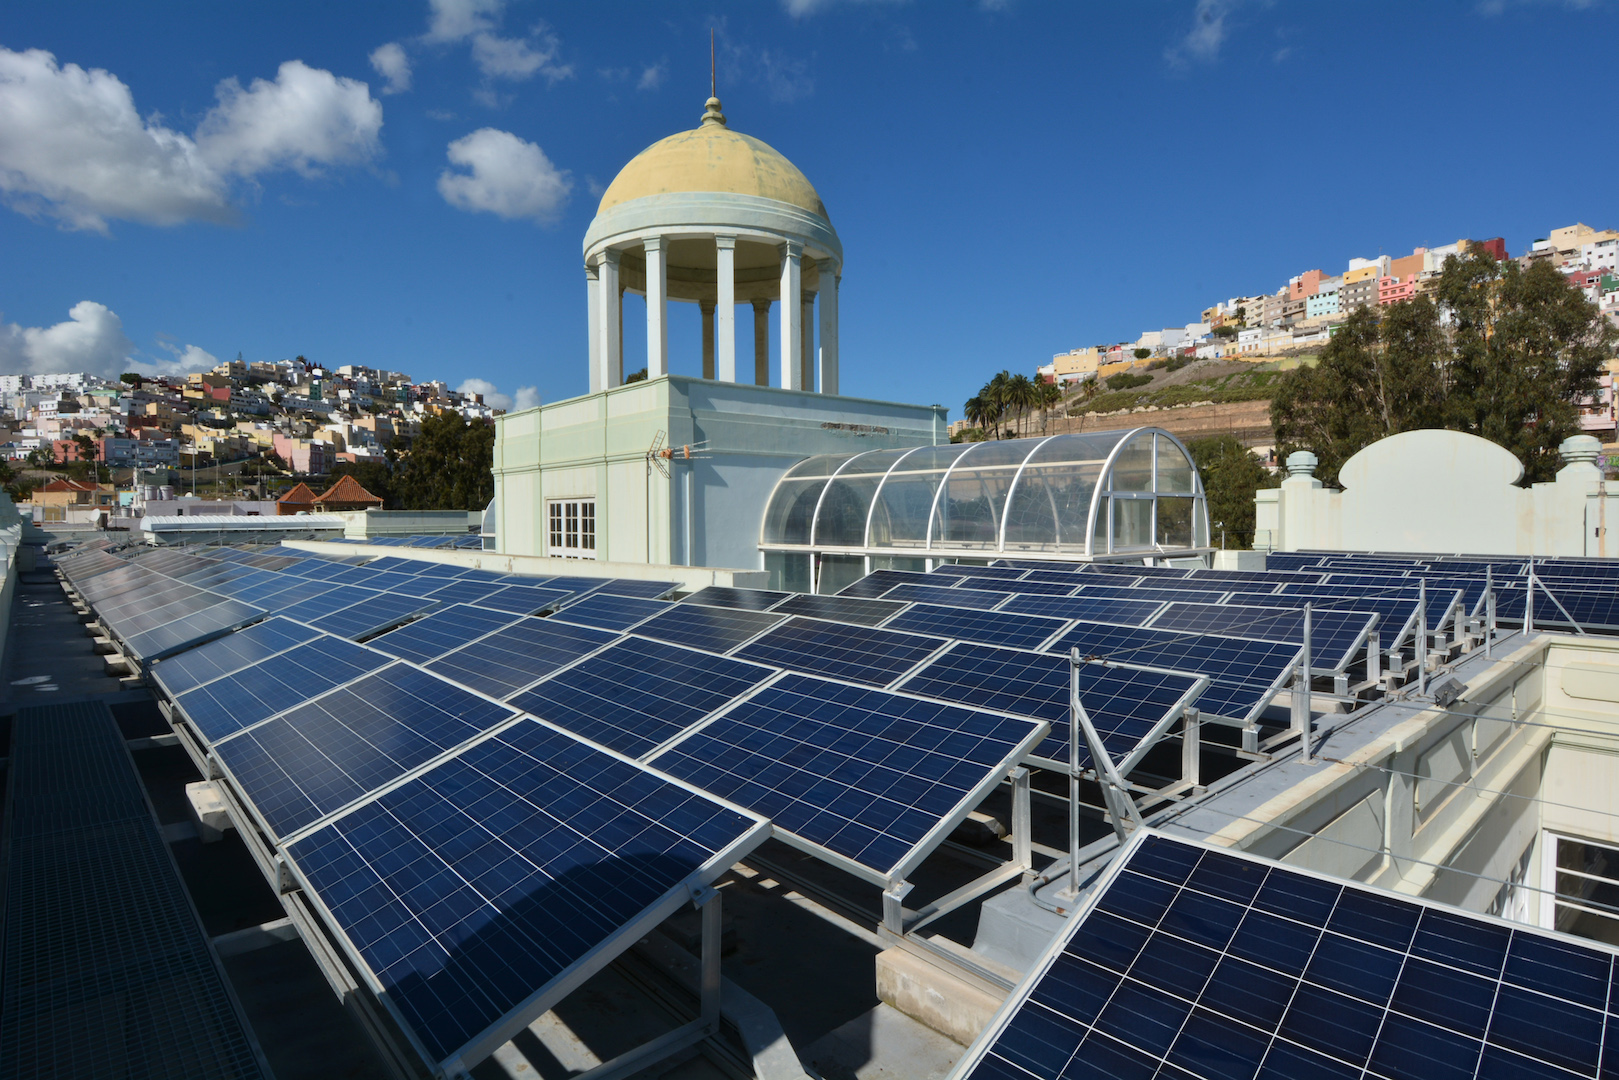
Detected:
left=1006, top=374, right=1035, bottom=437
left=964, top=394, right=996, bottom=439
left=1036, top=378, right=1063, bottom=434
left=985, top=371, right=1012, bottom=438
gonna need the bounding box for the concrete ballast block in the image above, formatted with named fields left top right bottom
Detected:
left=875, top=947, right=1005, bottom=1048
left=185, top=781, right=233, bottom=843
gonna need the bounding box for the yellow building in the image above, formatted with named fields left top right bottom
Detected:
left=1343, top=264, right=1381, bottom=285
left=1052, top=347, right=1103, bottom=378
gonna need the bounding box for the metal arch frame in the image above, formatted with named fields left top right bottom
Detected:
left=807, top=448, right=883, bottom=549
left=756, top=455, right=848, bottom=551
left=862, top=444, right=930, bottom=550
left=996, top=433, right=1064, bottom=554
left=924, top=440, right=993, bottom=554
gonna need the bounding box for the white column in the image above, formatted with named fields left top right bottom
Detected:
left=818, top=260, right=839, bottom=396
left=779, top=240, right=802, bottom=390
left=715, top=235, right=737, bottom=382
left=595, top=249, right=622, bottom=391
left=586, top=264, right=601, bottom=394
left=800, top=290, right=816, bottom=393
left=644, top=236, right=668, bottom=379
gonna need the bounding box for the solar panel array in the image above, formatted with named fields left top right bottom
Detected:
left=956, top=831, right=1619, bottom=1080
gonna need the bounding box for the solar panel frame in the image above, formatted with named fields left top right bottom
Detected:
left=648, top=671, right=1048, bottom=884
left=949, top=828, right=1619, bottom=1080
left=121, top=598, right=267, bottom=661
left=173, top=637, right=393, bottom=745
left=280, top=718, right=771, bottom=1075
left=151, top=616, right=322, bottom=699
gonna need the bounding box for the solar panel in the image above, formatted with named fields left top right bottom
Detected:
left=1047, top=621, right=1302, bottom=723
left=423, top=579, right=510, bottom=606
left=1497, top=581, right=1619, bottom=630
left=955, top=830, right=1619, bottom=1080
left=897, top=643, right=1205, bottom=766
left=881, top=583, right=1012, bottom=610
left=121, top=599, right=266, bottom=661
left=649, top=672, right=1045, bottom=880
left=1148, top=602, right=1377, bottom=673
left=937, top=564, right=1031, bottom=581
left=1000, top=593, right=1166, bottom=626
left=683, top=585, right=793, bottom=610
left=426, top=618, right=616, bottom=700
left=152, top=617, right=322, bottom=698
left=735, top=616, right=946, bottom=688
left=549, top=593, right=671, bottom=631
left=283, top=719, right=767, bottom=1071
left=630, top=604, right=785, bottom=655
left=367, top=604, right=521, bottom=665
left=1072, top=583, right=1233, bottom=605
left=839, top=569, right=965, bottom=599
left=174, top=637, right=392, bottom=744
left=883, top=603, right=1070, bottom=652
left=771, top=592, right=908, bottom=627
left=510, top=637, right=775, bottom=759
left=592, top=578, right=678, bottom=600
left=309, top=592, right=439, bottom=640
left=1081, top=563, right=1195, bottom=578
left=214, top=665, right=519, bottom=841
left=277, top=586, right=386, bottom=624
left=239, top=577, right=342, bottom=613
left=476, top=584, right=572, bottom=615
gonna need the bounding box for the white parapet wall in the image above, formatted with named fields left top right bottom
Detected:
left=1254, top=430, right=1615, bottom=556
left=284, top=538, right=770, bottom=591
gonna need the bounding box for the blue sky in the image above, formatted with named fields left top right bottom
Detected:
left=2, top=1, right=1616, bottom=417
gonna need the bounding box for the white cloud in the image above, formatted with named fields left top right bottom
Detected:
left=637, top=63, right=666, bottom=91
left=0, top=47, right=384, bottom=233
left=424, top=0, right=503, bottom=43
left=1165, top=0, right=1234, bottom=66
left=782, top=0, right=906, bottom=15
left=195, top=60, right=383, bottom=179
left=0, top=303, right=220, bottom=380
left=437, top=128, right=570, bottom=223
left=471, top=28, right=572, bottom=84
left=369, top=42, right=412, bottom=94
left=456, top=377, right=537, bottom=412
left=0, top=47, right=231, bottom=232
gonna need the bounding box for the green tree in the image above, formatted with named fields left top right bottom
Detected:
left=1269, top=254, right=1610, bottom=485
left=393, top=412, right=494, bottom=510
left=1005, top=373, right=1035, bottom=436
left=1133, top=347, right=1151, bottom=360
left=1186, top=434, right=1274, bottom=549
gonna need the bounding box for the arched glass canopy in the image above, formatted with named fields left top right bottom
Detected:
left=760, top=428, right=1209, bottom=562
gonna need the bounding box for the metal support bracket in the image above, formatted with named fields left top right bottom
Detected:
left=1010, top=766, right=1032, bottom=877
left=882, top=879, right=914, bottom=935
left=274, top=855, right=299, bottom=896
left=1181, top=709, right=1203, bottom=792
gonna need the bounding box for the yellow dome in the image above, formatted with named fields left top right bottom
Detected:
left=597, top=98, right=828, bottom=220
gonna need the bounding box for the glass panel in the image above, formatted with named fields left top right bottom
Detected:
left=1108, top=431, right=1155, bottom=492
left=1155, top=435, right=1196, bottom=493
left=761, top=478, right=832, bottom=545
left=816, top=554, right=866, bottom=596
left=935, top=440, right=1030, bottom=549
left=815, top=449, right=910, bottom=548
left=1193, top=501, right=1209, bottom=548
left=765, top=551, right=812, bottom=593
left=1112, top=498, right=1153, bottom=552
left=1091, top=498, right=1109, bottom=555
left=1555, top=837, right=1619, bottom=944
left=868, top=444, right=972, bottom=548
left=1156, top=497, right=1194, bottom=549
left=871, top=555, right=927, bottom=573
left=1002, top=435, right=1123, bottom=552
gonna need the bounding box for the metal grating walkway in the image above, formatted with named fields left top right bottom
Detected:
left=0, top=700, right=267, bottom=1079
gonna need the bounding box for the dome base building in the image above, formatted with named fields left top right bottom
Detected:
left=491, top=96, right=1210, bottom=585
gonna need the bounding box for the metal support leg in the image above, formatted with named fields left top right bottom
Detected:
left=1417, top=578, right=1427, bottom=696
left=1485, top=564, right=1494, bottom=660
left=1069, top=649, right=1143, bottom=860
left=700, top=890, right=722, bottom=1026
left=1299, top=604, right=1313, bottom=763
left=1182, top=708, right=1202, bottom=791
left=1010, top=767, right=1031, bottom=875
left=882, top=880, right=913, bottom=935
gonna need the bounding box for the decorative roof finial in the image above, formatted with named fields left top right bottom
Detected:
left=702, top=29, right=726, bottom=127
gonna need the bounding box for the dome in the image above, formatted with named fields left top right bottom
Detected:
left=597, top=97, right=828, bottom=220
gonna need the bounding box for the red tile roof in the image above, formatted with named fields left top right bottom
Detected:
left=314, top=475, right=382, bottom=509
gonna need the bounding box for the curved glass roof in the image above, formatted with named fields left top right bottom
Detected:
left=760, top=428, right=1208, bottom=559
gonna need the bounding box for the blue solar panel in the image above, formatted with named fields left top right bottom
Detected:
left=882, top=583, right=1012, bottom=610
left=1000, top=593, right=1167, bottom=626
left=121, top=599, right=266, bottom=661
left=736, top=616, right=946, bottom=687
left=153, top=617, right=321, bottom=698
left=1497, top=581, right=1619, bottom=630
left=936, top=564, right=1030, bottom=581
left=278, top=586, right=386, bottom=623
left=683, top=585, right=793, bottom=610
left=939, top=577, right=1080, bottom=597
left=549, top=593, right=671, bottom=631
left=310, top=592, right=439, bottom=640
left=1048, top=621, right=1302, bottom=722
left=1147, top=602, right=1377, bottom=673
left=367, top=604, right=521, bottom=665
left=840, top=569, right=966, bottom=598
left=174, top=637, right=391, bottom=744
left=476, top=584, right=572, bottom=615
left=231, top=577, right=338, bottom=611
left=284, top=720, right=765, bottom=1069
left=427, top=618, right=616, bottom=699
left=899, top=643, right=1204, bottom=764
left=593, top=579, right=678, bottom=600
left=650, top=672, right=1044, bottom=878
left=1081, top=563, right=1195, bottom=579
left=510, top=637, right=775, bottom=758
left=771, top=592, right=907, bottom=627
left=883, top=603, right=1070, bottom=652
left=214, top=665, right=518, bottom=840
left=631, top=604, right=785, bottom=655
left=423, top=580, right=508, bottom=606
left=1072, top=583, right=1234, bottom=606
left=958, top=830, right=1619, bottom=1080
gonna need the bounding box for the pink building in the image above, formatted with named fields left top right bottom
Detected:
left=1378, top=275, right=1418, bottom=306
left=271, top=434, right=334, bottom=475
